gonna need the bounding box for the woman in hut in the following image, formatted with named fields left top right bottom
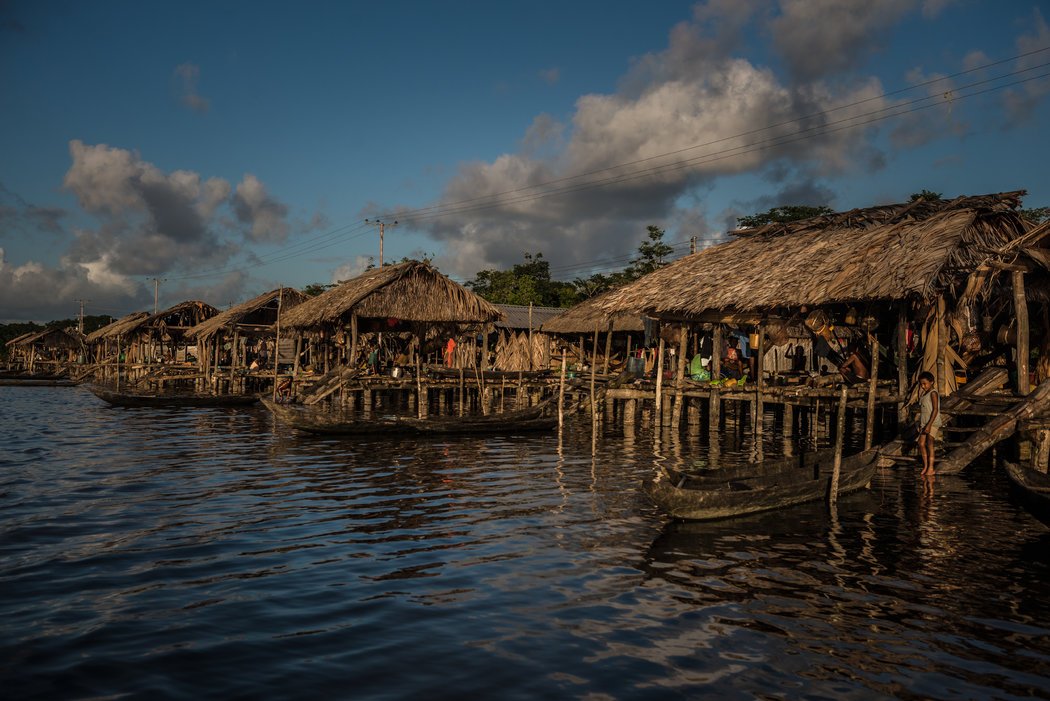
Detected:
left=916, top=371, right=942, bottom=476
left=722, top=337, right=746, bottom=380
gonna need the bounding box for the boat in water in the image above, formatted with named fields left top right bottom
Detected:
left=262, top=396, right=560, bottom=436
left=87, top=384, right=259, bottom=407
left=1004, top=461, right=1050, bottom=526
left=645, top=446, right=881, bottom=521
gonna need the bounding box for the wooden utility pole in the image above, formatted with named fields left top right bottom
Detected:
left=150, top=278, right=166, bottom=314
left=75, top=299, right=89, bottom=334
left=365, top=218, right=398, bottom=268
left=1014, top=270, right=1030, bottom=396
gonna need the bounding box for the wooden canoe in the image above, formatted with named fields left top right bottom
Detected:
left=87, top=384, right=259, bottom=407
left=646, top=447, right=880, bottom=521
left=263, top=396, right=559, bottom=436
left=1004, top=461, right=1050, bottom=526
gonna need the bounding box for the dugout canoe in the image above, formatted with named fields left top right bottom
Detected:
left=87, top=384, right=259, bottom=407
left=262, top=396, right=559, bottom=436
left=645, top=447, right=880, bottom=521
left=1004, top=461, right=1050, bottom=527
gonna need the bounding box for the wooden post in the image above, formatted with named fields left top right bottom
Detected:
left=350, top=312, right=358, bottom=371
left=482, top=324, right=490, bottom=371
left=865, top=329, right=879, bottom=450
left=711, top=324, right=722, bottom=380
left=830, top=385, right=848, bottom=506
left=1014, top=270, right=1030, bottom=396
left=673, top=324, right=688, bottom=429
left=591, top=322, right=600, bottom=454
left=271, top=289, right=283, bottom=401
left=936, top=295, right=947, bottom=396
left=1035, top=429, right=1050, bottom=474
left=655, top=337, right=665, bottom=428
left=897, top=304, right=908, bottom=424
left=528, top=303, right=534, bottom=371
left=755, top=323, right=764, bottom=436
left=558, top=347, right=567, bottom=430
left=603, top=326, right=613, bottom=375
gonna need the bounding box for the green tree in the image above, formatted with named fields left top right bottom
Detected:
left=1020, top=206, right=1050, bottom=224
left=909, top=190, right=943, bottom=202
left=627, top=225, right=674, bottom=277
left=737, top=205, right=834, bottom=228
left=466, top=252, right=578, bottom=307
left=302, top=283, right=336, bottom=297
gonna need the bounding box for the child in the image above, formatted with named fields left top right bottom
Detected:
left=916, top=371, right=942, bottom=475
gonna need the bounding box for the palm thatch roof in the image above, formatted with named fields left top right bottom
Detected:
left=541, top=290, right=645, bottom=334
left=281, top=261, right=503, bottom=329
left=600, top=192, right=1037, bottom=319
left=186, top=287, right=309, bottom=340
left=9, top=327, right=85, bottom=349
left=85, top=302, right=218, bottom=341
left=85, top=311, right=150, bottom=342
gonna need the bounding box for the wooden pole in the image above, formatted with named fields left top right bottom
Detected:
left=865, top=329, right=879, bottom=450
left=755, top=323, right=764, bottom=436
left=673, top=324, right=688, bottom=430
left=272, top=288, right=283, bottom=401
left=603, top=326, right=613, bottom=375
left=936, top=295, right=947, bottom=396
left=1014, top=270, right=1031, bottom=396
left=350, top=312, right=358, bottom=371
left=528, top=303, right=534, bottom=371
left=897, top=304, right=908, bottom=424
left=655, top=337, right=665, bottom=428
left=558, top=347, right=567, bottom=430
left=711, top=324, right=722, bottom=380
left=591, top=322, right=600, bottom=454
left=482, top=324, right=490, bottom=371
left=830, top=384, right=847, bottom=506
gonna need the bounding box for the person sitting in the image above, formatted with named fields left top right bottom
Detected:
left=722, top=338, right=747, bottom=380
left=838, top=342, right=870, bottom=385
left=689, top=353, right=711, bottom=381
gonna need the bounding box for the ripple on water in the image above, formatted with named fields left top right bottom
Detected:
left=1, top=385, right=1049, bottom=700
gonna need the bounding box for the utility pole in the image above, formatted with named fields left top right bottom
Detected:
left=365, top=219, right=398, bottom=268
left=690, top=236, right=697, bottom=254
left=150, top=277, right=166, bottom=314
left=75, top=299, right=89, bottom=333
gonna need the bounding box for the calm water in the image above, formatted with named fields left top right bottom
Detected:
left=2, top=386, right=1049, bottom=700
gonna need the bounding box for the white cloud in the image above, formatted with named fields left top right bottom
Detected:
left=233, top=174, right=290, bottom=243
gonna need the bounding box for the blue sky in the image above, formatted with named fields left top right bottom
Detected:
left=1, top=0, right=1049, bottom=322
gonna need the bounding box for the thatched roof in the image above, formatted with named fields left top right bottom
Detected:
left=541, top=290, right=645, bottom=334
left=85, top=301, right=217, bottom=342
left=85, top=311, right=150, bottom=342
left=7, top=327, right=83, bottom=349
left=600, top=191, right=1037, bottom=319
left=281, top=261, right=503, bottom=329
left=186, top=287, right=309, bottom=340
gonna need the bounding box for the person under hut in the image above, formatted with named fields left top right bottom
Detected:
left=444, top=337, right=457, bottom=367
left=838, top=340, right=871, bottom=385
left=722, top=337, right=747, bottom=380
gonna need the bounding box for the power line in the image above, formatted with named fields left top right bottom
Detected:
left=160, top=47, right=1049, bottom=285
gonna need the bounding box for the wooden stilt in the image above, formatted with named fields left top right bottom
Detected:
left=830, top=385, right=847, bottom=506
left=673, top=324, right=688, bottom=430
left=1014, top=270, right=1031, bottom=396
left=755, top=323, right=764, bottom=437
left=897, top=304, right=908, bottom=424
left=655, top=337, right=665, bottom=429
left=558, top=348, right=567, bottom=430
left=865, top=328, right=879, bottom=450
left=591, top=322, right=600, bottom=454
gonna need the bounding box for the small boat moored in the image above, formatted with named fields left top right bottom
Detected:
left=645, top=447, right=881, bottom=521
left=87, top=384, right=259, bottom=407
left=1004, top=461, right=1050, bottom=526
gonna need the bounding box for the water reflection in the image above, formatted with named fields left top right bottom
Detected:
left=1, top=386, right=1048, bottom=700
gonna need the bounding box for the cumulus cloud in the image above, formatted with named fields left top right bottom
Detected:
left=174, top=63, right=210, bottom=113
left=770, top=0, right=917, bottom=82
left=232, top=174, right=291, bottom=243
left=1, top=141, right=307, bottom=321
left=331, top=255, right=374, bottom=284
left=409, top=0, right=909, bottom=277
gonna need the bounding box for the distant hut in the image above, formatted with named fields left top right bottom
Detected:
left=85, top=311, right=150, bottom=364
left=5, top=327, right=84, bottom=373
left=490, top=304, right=564, bottom=372
left=541, top=291, right=646, bottom=374
left=600, top=191, right=1048, bottom=402
left=85, top=302, right=217, bottom=367
left=281, top=261, right=503, bottom=376
left=186, top=287, right=308, bottom=382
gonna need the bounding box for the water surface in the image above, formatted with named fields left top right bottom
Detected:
left=1, top=386, right=1048, bottom=699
